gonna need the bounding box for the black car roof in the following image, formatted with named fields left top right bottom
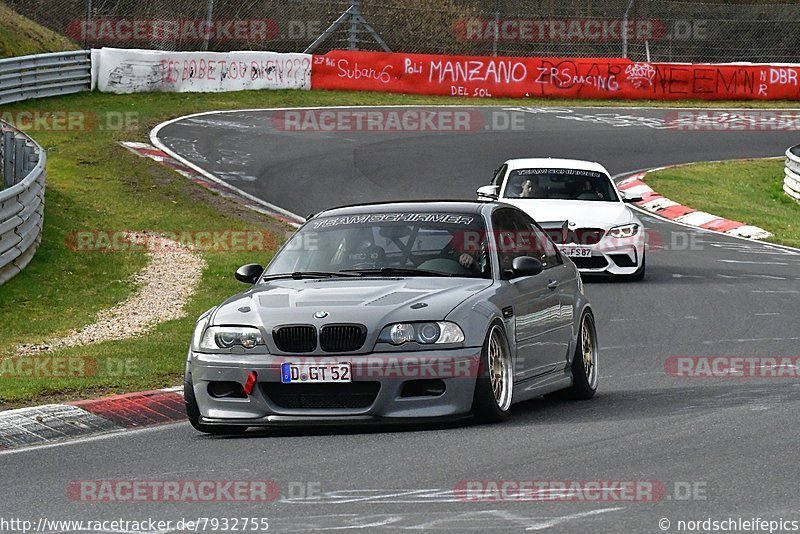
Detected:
left=313, top=200, right=489, bottom=219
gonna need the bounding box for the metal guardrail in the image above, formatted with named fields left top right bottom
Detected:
left=784, top=145, right=800, bottom=203
left=0, top=51, right=88, bottom=283
left=0, top=122, right=46, bottom=285
left=0, top=50, right=91, bottom=105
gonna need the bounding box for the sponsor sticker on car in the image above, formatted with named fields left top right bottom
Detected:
left=281, top=362, right=352, bottom=383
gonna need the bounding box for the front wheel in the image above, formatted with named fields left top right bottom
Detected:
left=472, top=323, right=514, bottom=423
left=564, top=312, right=599, bottom=400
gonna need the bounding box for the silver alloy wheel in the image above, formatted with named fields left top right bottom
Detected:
left=487, top=325, right=513, bottom=411
left=581, top=315, right=599, bottom=389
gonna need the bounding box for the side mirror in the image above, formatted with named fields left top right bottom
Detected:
left=511, top=256, right=544, bottom=277
left=622, top=191, right=643, bottom=203
left=235, top=263, right=264, bottom=284
left=477, top=185, right=499, bottom=201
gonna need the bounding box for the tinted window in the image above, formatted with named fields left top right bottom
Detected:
left=267, top=212, right=492, bottom=279
left=502, top=168, right=619, bottom=202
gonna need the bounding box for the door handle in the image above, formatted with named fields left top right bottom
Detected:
left=547, top=280, right=559, bottom=290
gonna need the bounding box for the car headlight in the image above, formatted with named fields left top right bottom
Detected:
left=378, top=322, right=465, bottom=345
left=608, top=223, right=640, bottom=238
left=199, top=326, right=264, bottom=350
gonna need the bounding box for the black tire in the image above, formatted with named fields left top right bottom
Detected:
left=563, top=312, right=599, bottom=400
left=471, top=323, right=513, bottom=423
left=184, top=376, right=248, bottom=435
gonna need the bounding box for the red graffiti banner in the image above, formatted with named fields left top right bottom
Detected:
left=312, top=51, right=800, bottom=100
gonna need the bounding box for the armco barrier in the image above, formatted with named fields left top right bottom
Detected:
left=0, top=51, right=92, bottom=105
left=312, top=51, right=800, bottom=100
left=0, top=122, right=46, bottom=285
left=784, top=145, right=800, bottom=203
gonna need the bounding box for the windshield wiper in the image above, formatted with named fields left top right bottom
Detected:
left=341, top=267, right=454, bottom=277
left=262, top=271, right=362, bottom=281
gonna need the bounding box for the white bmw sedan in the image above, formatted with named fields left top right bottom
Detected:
left=477, top=158, right=646, bottom=280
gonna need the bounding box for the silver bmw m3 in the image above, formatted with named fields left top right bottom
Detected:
left=185, top=201, right=598, bottom=434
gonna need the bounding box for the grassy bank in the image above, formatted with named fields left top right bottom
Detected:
left=0, top=1, right=79, bottom=58
left=646, top=159, right=799, bottom=248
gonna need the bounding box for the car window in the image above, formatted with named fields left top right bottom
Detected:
left=502, top=168, right=619, bottom=202
left=267, top=212, right=492, bottom=279
left=519, top=212, right=563, bottom=268
left=492, top=208, right=556, bottom=277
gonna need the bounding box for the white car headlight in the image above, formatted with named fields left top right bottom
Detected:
left=608, top=223, right=640, bottom=238
left=199, top=326, right=264, bottom=350
left=378, top=322, right=465, bottom=345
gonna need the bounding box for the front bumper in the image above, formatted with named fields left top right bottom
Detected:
left=188, top=348, right=482, bottom=427
left=559, top=234, right=645, bottom=276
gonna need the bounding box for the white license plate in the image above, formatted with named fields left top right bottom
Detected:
left=559, top=246, right=593, bottom=258
left=281, top=363, right=352, bottom=383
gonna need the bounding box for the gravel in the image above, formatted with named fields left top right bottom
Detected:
left=17, top=232, right=206, bottom=355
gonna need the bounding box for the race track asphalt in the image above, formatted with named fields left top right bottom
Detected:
left=2, top=106, right=798, bottom=533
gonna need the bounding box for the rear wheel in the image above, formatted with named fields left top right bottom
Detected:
left=563, top=312, right=599, bottom=400
left=184, top=376, right=248, bottom=435
left=472, top=323, right=513, bottom=423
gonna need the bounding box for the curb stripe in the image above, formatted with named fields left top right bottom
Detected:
left=627, top=168, right=772, bottom=239
left=654, top=204, right=695, bottom=219
left=72, top=390, right=185, bottom=429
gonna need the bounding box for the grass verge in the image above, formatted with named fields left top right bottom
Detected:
left=1, top=89, right=800, bottom=408
left=0, top=2, right=79, bottom=58
left=645, top=159, right=799, bottom=248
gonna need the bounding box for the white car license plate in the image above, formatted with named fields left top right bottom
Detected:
left=559, top=246, right=593, bottom=258
left=281, top=362, right=352, bottom=383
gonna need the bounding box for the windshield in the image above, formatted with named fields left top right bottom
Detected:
left=266, top=211, right=492, bottom=279
left=502, top=168, right=619, bottom=202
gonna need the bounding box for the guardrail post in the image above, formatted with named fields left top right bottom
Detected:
left=14, top=136, right=26, bottom=186
left=24, top=144, right=38, bottom=175
left=3, top=131, right=14, bottom=188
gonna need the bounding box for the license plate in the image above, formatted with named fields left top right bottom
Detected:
left=559, top=246, right=593, bottom=258
left=281, top=362, right=352, bottom=383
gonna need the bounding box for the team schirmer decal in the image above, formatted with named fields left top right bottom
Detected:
left=312, top=213, right=475, bottom=228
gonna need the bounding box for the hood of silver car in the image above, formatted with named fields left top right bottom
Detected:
left=210, top=277, right=493, bottom=331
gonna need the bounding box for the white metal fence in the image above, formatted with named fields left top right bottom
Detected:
left=784, top=145, right=800, bottom=204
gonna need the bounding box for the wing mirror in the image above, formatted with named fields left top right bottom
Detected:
left=511, top=256, right=544, bottom=277
left=235, top=263, right=264, bottom=284
left=622, top=191, right=643, bottom=203
left=477, top=185, right=499, bottom=201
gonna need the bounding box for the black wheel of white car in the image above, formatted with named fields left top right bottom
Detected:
left=184, top=376, right=248, bottom=435
left=565, top=312, right=599, bottom=399
left=472, top=323, right=513, bottom=423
